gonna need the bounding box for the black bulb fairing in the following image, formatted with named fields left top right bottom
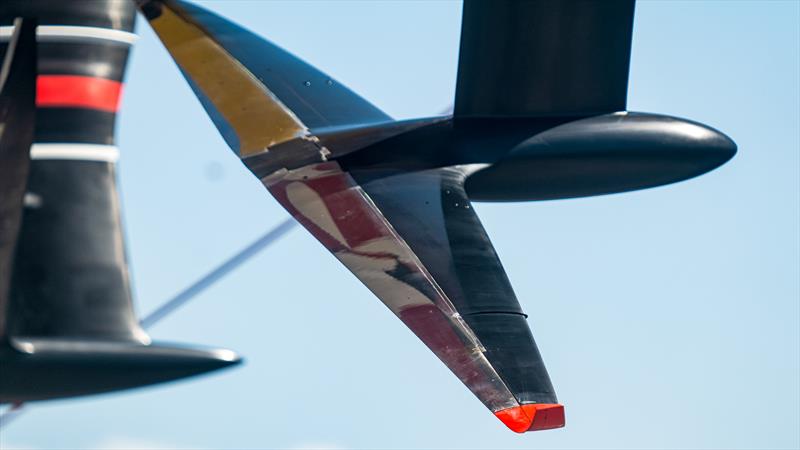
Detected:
left=465, top=112, right=737, bottom=202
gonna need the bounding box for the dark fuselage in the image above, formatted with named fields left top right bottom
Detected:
left=325, top=112, right=737, bottom=202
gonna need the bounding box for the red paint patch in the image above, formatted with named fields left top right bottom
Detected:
left=494, top=403, right=565, bottom=433
left=36, top=75, right=122, bottom=112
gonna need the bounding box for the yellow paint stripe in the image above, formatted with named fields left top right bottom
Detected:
left=148, top=5, right=306, bottom=157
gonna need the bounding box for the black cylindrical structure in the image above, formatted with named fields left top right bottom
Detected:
left=0, top=2, right=240, bottom=404
left=0, top=0, right=144, bottom=342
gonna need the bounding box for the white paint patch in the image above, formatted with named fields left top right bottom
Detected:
left=22, top=192, right=42, bottom=209
left=29, top=144, right=120, bottom=162
left=0, top=25, right=138, bottom=45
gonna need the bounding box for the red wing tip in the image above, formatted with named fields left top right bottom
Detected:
left=494, top=403, right=565, bottom=433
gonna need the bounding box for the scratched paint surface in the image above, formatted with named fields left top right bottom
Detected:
left=263, top=161, right=521, bottom=412
left=146, top=3, right=307, bottom=157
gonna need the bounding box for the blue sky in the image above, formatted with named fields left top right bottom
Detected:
left=2, top=1, right=798, bottom=449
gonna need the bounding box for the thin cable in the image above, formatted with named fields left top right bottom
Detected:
left=140, top=218, right=296, bottom=329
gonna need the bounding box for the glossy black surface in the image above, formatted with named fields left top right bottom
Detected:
left=355, top=166, right=557, bottom=404
left=339, top=117, right=575, bottom=170
left=9, top=161, right=142, bottom=341
left=0, top=338, right=239, bottom=403
left=455, top=0, right=635, bottom=117
left=0, top=41, right=133, bottom=81
left=465, top=113, right=737, bottom=201
left=33, top=108, right=117, bottom=145
left=0, top=0, right=136, bottom=30
left=0, top=19, right=35, bottom=339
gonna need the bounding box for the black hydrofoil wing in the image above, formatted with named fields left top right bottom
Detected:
left=138, top=0, right=735, bottom=433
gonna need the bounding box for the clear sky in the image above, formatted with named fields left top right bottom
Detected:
left=2, top=1, right=799, bottom=449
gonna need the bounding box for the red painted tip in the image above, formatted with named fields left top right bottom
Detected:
left=494, top=403, right=565, bottom=433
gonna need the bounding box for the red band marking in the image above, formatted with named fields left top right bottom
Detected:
left=36, top=75, right=122, bottom=112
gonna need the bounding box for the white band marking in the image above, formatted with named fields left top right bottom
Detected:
left=29, top=144, right=120, bottom=162
left=0, top=26, right=137, bottom=45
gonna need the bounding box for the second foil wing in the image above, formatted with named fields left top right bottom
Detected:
left=263, top=164, right=563, bottom=432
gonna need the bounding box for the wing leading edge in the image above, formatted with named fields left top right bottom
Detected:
left=136, top=0, right=390, bottom=159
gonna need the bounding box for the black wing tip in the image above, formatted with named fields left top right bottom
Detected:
left=0, top=338, right=242, bottom=403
